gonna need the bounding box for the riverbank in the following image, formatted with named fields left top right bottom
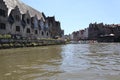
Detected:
left=69, top=40, right=98, bottom=44
left=0, top=39, right=65, bottom=49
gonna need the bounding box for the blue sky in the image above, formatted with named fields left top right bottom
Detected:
left=21, top=0, right=120, bottom=34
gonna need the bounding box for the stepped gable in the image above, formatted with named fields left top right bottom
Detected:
left=3, top=0, right=45, bottom=20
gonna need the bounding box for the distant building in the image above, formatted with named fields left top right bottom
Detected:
left=83, top=28, right=88, bottom=39
left=72, top=31, right=80, bottom=41
left=71, top=22, right=120, bottom=42
left=88, top=22, right=120, bottom=42
left=71, top=28, right=88, bottom=41
left=88, top=22, right=104, bottom=40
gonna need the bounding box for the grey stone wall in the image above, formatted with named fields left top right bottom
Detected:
left=0, top=0, right=63, bottom=39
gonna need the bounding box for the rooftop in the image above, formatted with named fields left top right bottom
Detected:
left=3, top=0, right=45, bottom=20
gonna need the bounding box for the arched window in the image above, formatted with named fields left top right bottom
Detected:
left=46, top=32, right=49, bottom=36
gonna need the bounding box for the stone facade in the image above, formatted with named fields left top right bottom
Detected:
left=71, top=22, right=120, bottom=42
left=72, top=31, right=80, bottom=41
left=46, top=16, right=64, bottom=38
left=88, top=22, right=120, bottom=41
left=88, top=23, right=104, bottom=40
left=79, top=28, right=88, bottom=40
left=71, top=28, right=88, bottom=41
left=0, top=0, right=64, bottom=39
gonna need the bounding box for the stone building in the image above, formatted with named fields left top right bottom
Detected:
left=88, top=22, right=104, bottom=40
left=72, top=31, right=80, bottom=41
left=46, top=16, right=64, bottom=39
left=88, top=22, right=120, bottom=42
left=71, top=22, right=120, bottom=42
left=0, top=0, right=63, bottom=39
left=71, top=28, right=88, bottom=41
left=83, top=28, right=88, bottom=39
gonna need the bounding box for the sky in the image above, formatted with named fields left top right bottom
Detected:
left=21, top=0, right=120, bottom=35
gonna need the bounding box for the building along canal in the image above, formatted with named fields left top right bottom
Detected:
left=0, top=43, right=120, bottom=80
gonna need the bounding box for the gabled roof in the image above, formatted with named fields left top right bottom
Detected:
left=3, top=0, right=45, bottom=20
left=46, top=16, right=55, bottom=21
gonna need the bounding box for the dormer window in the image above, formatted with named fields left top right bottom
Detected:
left=15, top=15, right=20, bottom=21
left=27, top=18, right=30, bottom=24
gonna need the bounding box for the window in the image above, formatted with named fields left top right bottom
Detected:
left=46, top=32, right=49, bottom=36
left=27, top=19, right=30, bottom=24
left=16, top=26, right=20, bottom=32
left=42, top=31, right=44, bottom=36
left=26, top=28, right=30, bottom=33
left=0, top=9, right=6, bottom=17
left=35, top=30, right=38, bottom=34
left=15, top=15, right=20, bottom=21
left=0, top=23, right=6, bottom=30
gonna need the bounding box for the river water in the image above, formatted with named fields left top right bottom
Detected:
left=0, top=43, right=120, bottom=80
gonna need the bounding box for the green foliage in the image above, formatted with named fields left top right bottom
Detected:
left=0, top=34, right=11, bottom=39
left=0, top=34, right=3, bottom=39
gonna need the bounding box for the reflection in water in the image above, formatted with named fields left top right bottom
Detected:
left=0, top=43, right=120, bottom=80
left=61, top=44, right=90, bottom=72
left=87, top=43, right=120, bottom=71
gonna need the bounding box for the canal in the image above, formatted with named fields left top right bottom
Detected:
left=0, top=43, right=120, bottom=80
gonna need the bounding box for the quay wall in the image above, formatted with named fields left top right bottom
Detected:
left=0, top=39, right=65, bottom=49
